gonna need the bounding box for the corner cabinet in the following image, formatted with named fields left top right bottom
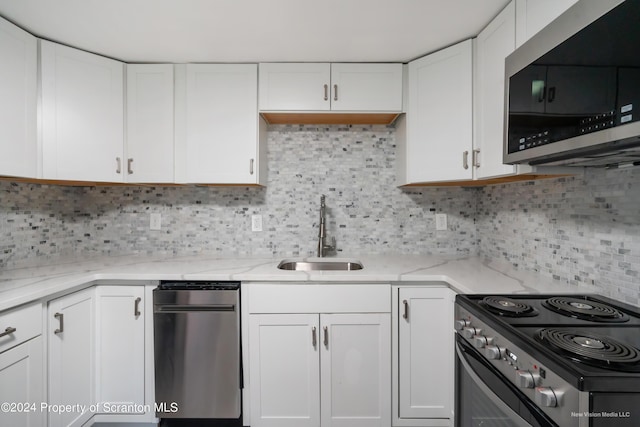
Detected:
left=175, top=64, right=266, bottom=185
left=0, top=17, right=37, bottom=179
left=48, top=287, right=96, bottom=427
left=40, top=40, right=125, bottom=183
left=392, top=285, right=455, bottom=427
left=259, top=63, right=403, bottom=112
left=246, top=284, right=391, bottom=427
left=397, top=40, right=474, bottom=185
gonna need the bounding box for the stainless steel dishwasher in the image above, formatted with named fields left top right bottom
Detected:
left=153, top=281, right=241, bottom=423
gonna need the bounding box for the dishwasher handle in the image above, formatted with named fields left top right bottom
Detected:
left=154, top=304, right=236, bottom=313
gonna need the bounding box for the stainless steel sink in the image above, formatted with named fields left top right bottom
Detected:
left=277, top=259, right=363, bottom=271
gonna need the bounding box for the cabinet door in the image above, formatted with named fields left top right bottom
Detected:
left=406, top=40, right=473, bottom=183
left=330, top=64, right=402, bottom=111
left=249, top=314, right=320, bottom=427
left=320, top=313, right=390, bottom=427
left=126, top=64, right=174, bottom=183
left=515, top=0, right=579, bottom=46
left=0, top=336, right=44, bottom=427
left=48, top=287, right=95, bottom=427
left=398, top=287, right=454, bottom=420
left=180, top=64, right=262, bottom=184
left=0, top=17, right=37, bottom=178
left=259, top=63, right=331, bottom=111
left=474, top=2, right=518, bottom=180
left=41, top=40, right=124, bottom=182
left=95, top=286, right=145, bottom=412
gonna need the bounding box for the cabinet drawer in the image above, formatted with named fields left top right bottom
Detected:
left=0, top=303, right=42, bottom=354
left=248, top=284, right=390, bottom=314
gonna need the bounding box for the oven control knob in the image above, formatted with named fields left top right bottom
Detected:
left=462, top=327, right=481, bottom=339
left=516, top=370, right=541, bottom=388
left=472, top=335, right=494, bottom=349
left=484, top=345, right=504, bottom=360
left=454, top=319, right=471, bottom=330
left=535, top=387, right=562, bottom=407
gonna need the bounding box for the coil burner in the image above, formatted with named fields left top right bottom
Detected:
left=543, top=297, right=629, bottom=322
left=537, top=328, right=640, bottom=371
left=480, top=296, right=538, bottom=317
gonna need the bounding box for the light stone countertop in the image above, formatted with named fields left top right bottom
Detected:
left=0, top=254, right=598, bottom=312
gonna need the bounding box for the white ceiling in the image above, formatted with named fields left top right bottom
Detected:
left=0, top=0, right=510, bottom=63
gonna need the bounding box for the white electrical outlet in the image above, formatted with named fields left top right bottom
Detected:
left=251, top=215, right=263, bottom=232
left=435, top=213, right=448, bottom=231
left=150, top=213, right=162, bottom=230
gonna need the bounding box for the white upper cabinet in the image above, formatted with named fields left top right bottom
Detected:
left=259, top=63, right=331, bottom=111
left=40, top=40, right=124, bottom=182
left=175, top=64, right=266, bottom=184
left=397, top=39, right=474, bottom=185
left=330, top=63, right=403, bottom=111
left=259, top=63, right=403, bottom=112
left=474, top=1, right=519, bottom=180
left=125, top=64, right=175, bottom=183
left=0, top=17, right=37, bottom=178
left=515, top=0, right=579, bottom=47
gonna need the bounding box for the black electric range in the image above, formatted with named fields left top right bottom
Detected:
left=455, top=294, right=640, bottom=426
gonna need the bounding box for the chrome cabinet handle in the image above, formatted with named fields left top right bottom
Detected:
left=473, top=149, right=480, bottom=168
left=54, top=312, right=64, bottom=334
left=312, top=326, right=317, bottom=348
left=250, top=158, right=254, bottom=175
left=127, top=158, right=134, bottom=175
left=116, top=157, right=122, bottom=174
left=403, top=300, right=409, bottom=320
left=463, top=151, right=469, bottom=170
left=323, top=326, right=329, bottom=348
left=333, top=84, right=338, bottom=101
left=0, top=327, right=16, bottom=338
left=323, top=84, right=328, bottom=101
left=134, top=297, right=142, bottom=317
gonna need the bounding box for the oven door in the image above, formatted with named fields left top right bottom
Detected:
left=455, top=335, right=556, bottom=427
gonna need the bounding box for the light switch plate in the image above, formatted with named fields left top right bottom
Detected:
left=150, top=213, right=162, bottom=230
left=251, top=215, right=263, bottom=232
left=435, top=213, right=447, bottom=231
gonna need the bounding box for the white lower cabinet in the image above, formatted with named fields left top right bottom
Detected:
left=249, top=314, right=320, bottom=427
left=250, top=313, right=390, bottom=427
left=48, top=287, right=96, bottom=427
left=393, top=286, right=455, bottom=427
left=0, top=302, right=44, bottom=427
left=95, top=286, right=146, bottom=413
left=247, top=284, right=391, bottom=427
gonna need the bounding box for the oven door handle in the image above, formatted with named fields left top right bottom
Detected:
left=456, top=342, right=532, bottom=427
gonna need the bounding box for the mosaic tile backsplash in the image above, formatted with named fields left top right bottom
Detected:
left=1, top=125, right=638, bottom=305
left=0, top=125, right=477, bottom=269
left=477, top=167, right=640, bottom=306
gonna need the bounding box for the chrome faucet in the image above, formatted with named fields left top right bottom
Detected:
left=317, top=195, right=335, bottom=257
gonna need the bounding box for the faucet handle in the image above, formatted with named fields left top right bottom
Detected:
left=326, top=236, right=336, bottom=251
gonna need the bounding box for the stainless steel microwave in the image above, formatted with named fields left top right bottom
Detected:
left=503, top=0, right=640, bottom=167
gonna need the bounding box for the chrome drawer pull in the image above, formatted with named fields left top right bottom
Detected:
left=0, top=327, right=17, bottom=338
left=134, top=297, right=142, bottom=317
left=323, top=326, right=329, bottom=348
left=312, top=326, right=317, bottom=348
left=54, top=312, right=64, bottom=334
